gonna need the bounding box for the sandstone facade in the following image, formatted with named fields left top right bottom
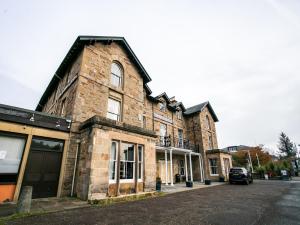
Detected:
left=37, top=36, right=232, bottom=199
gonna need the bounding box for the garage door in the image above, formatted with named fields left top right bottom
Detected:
left=22, top=137, right=64, bottom=199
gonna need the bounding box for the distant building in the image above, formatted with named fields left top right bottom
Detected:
left=222, top=145, right=252, bottom=153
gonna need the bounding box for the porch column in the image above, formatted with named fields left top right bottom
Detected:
left=165, top=150, right=168, bottom=185
left=199, top=155, right=203, bottom=182
left=170, top=150, right=174, bottom=186
left=184, top=154, right=188, bottom=182
left=189, top=153, right=193, bottom=182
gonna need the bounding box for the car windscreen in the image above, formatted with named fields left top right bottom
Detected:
left=230, top=168, right=243, bottom=173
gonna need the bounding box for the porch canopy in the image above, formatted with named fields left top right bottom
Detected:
left=156, top=146, right=204, bottom=186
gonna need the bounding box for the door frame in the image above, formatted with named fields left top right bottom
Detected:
left=22, top=136, right=66, bottom=198
left=0, top=121, right=70, bottom=202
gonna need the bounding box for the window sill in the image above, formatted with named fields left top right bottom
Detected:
left=120, top=179, right=134, bottom=183
left=210, top=174, right=219, bottom=176
left=109, top=86, right=124, bottom=95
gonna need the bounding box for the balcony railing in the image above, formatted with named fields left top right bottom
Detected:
left=156, top=135, right=199, bottom=153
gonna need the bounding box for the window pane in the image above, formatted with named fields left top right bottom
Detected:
left=0, top=135, right=26, bottom=173
left=107, top=112, right=119, bottom=121
left=126, top=162, right=134, bottom=179
left=111, top=63, right=122, bottom=87
left=111, top=63, right=122, bottom=76
left=111, top=74, right=121, bottom=87
left=31, top=138, right=64, bottom=152
left=109, top=161, right=116, bottom=180
left=121, top=143, right=134, bottom=161
left=108, top=98, right=120, bottom=114
left=120, top=161, right=126, bottom=179
left=107, top=98, right=120, bottom=121
left=127, top=146, right=134, bottom=161
left=160, top=124, right=167, bottom=136
left=110, top=142, right=117, bottom=160
left=138, top=146, right=142, bottom=162
left=138, top=162, right=142, bottom=179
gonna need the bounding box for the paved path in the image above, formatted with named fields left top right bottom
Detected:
left=6, top=180, right=300, bottom=225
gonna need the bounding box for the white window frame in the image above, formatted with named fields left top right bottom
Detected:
left=138, top=145, right=143, bottom=182
left=110, top=62, right=123, bottom=88
left=209, top=158, right=218, bottom=176
left=109, top=141, right=118, bottom=183
left=177, top=110, right=182, bottom=120
left=120, top=143, right=135, bottom=183
left=178, top=129, right=183, bottom=148
left=107, top=98, right=121, bottom=121
left=159, top=102, right=166, bottom=112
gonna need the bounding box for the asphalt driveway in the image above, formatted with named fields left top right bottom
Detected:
left=6, top=180, right=300, bottom=225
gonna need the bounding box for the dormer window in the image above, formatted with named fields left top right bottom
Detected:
left=159, top=101, right=166, bottom=112
left=177, top=110, right=182, bottom=120
left=111, top=62, right=123, bottom=88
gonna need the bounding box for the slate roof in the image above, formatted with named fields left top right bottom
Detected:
left=184, top=101, right=219, bottom=122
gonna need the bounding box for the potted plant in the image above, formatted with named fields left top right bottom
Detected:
left=156, top=177, right=162, bottom=191
left=219, top=175, right=225, bottom=182
left=186, top=176, right=193, bottom=187
left=205, top=179, right=211, bottom=185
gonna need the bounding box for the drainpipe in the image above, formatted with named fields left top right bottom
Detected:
left=71, top=139, right=81, bottom=197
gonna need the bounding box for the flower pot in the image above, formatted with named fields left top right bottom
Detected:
left=205, top=179, right=211, bottom=185
left=156, top=178, right=162, bottom=191
left=186, top=181, right=193, bottom=187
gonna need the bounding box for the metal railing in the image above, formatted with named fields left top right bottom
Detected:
left=156, top=135, right=199, bottom=152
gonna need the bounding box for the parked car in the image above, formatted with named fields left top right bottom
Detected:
left=229, top=167, right=253, bottom=185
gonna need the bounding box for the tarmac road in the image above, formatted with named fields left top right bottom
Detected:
left=7, top=180, right=300, bottom=225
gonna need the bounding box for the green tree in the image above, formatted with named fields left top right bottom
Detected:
left=278, top=132, right=296, bottom=159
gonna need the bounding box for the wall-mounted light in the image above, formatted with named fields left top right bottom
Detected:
left=29, top=114, right=35, bottom=122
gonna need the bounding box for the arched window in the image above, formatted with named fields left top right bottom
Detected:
left=206, top=115, right=211, bottom=130
left=110, top=62, right=123, bottom=88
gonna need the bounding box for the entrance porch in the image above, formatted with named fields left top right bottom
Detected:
left=156, top=146, right=205, bottom=186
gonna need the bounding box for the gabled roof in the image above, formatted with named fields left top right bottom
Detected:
left=36, top=36, right=152, bottom=111
left=155, top=92, right=171, bottom=103
left=169, top=102, right=186, bottom=111
left=184, top=101, right=219, bottom=122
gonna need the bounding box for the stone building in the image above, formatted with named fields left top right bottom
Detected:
left=34, top=36, right=232, bottom=200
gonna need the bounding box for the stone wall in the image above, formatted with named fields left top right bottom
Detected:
left=76, top=124, right=156, bottom=200
left=73, top=42, right=144, bottom=127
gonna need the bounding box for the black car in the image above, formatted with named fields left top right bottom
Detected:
left=229, top=167, right=253, bottom=185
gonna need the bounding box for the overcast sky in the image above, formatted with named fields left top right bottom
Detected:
left=0, top=0, right=299, bottom=153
